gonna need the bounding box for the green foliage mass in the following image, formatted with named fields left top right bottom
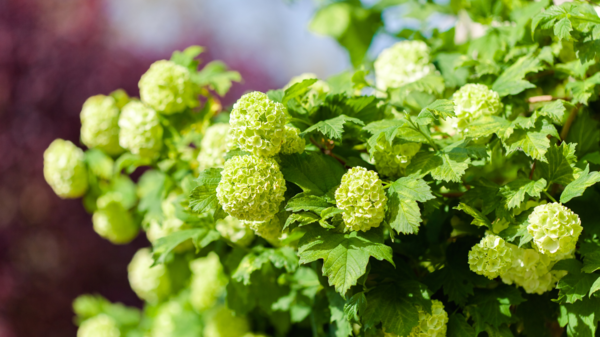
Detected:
left=43, top=1, right=600, bottom=336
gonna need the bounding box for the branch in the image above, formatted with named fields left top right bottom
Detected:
left=560, top=104, right=581, bottom=141
left=526, top=95, right=571, bottom=103
left=310, top=138, right=347, bottom=167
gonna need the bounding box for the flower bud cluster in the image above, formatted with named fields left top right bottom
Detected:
left=215, top=216, right=255, bottom=247
left=280, top=126, right=305, bottom=155
left=372, top=136, right=421, bottom=178
left=118, top=101, right=163, bottom=159
left=198, top=123, right=231, bottom=171
left=335, top=167, right=387, bottom=232
left=243, top=216, right=283, bottom=245
left=80, top=95, right=124, bottom=155
left=451, top=84, right=502, bottom=130
left=139, top=60, right=197, bottom=114
left=204, top=306, right=250, bottom=337
left=374, top=41, right=436, bottom=91
left=527, top=203, right=582, bottom=258
left=189, top=252, right=228, bottom=312
left=77, top=314, right=120, bottom=337
left=127, top=248, right=171, bottom=304
left=468, top=235, right=513, bottom=279
left=43, top=139, right=89, bottom=198
left=93, top=194, right=138, bottom=244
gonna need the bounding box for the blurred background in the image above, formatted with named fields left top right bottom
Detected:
left=0, top=0, right=351, bottom=336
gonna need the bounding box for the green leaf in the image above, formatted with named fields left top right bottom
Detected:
left=327, top=289, right=353, bottom=337
left=362, top=282, right=422, bottom=336
left=465, top=286, right=525, bottom=330
left=492, top=55, right=542, bottom=97
left=499, top=178, right=547, bottom=210
left=233, top=247, right=299, bottom=285
left=407, top=142, right=472, bottom=183
left=138, top=170, right=172, bottom=217
left=188, top=168, right=222, bottom=214
left=286, top=194, right=332, bottom=213
left=534, top=142, right=577, bottom=186
left=582, top=251, right=600, bottom=274
left=302, top=114, right=365, bottom=140
left=283, top=212, right=320, bottom=230
left=279, top=152, right=345, bottom=196
left=416, top=99, right=456, bottom=124
left=386, top=177, right=435, bottom=234
left=455, top=203, right=492, bottom=228
left=344, top=292, right=366, bottom=322
left=537, top=99, right=570, bottom=125
left=170, top=45, right=203, bottom=70
left=558, top=295, right=600, bottom=337
left=448, top=314, right=477, bottom=337
left=561, top=165, right=600, bottom=203
left=282, top=79, right=318, bottom=105
left=566, top=72, right=600, bottom=105
left=298, top=226, right=394, bottom=296
left=194, top=61, right=241, bottom=96
left=152, top=228, right=219, bottom=265
left=566, top=110, right=600, bottom=157
left=466, top=116, right=512, bottom=139
left=502, top=119, right=559, bottom=162
left=85, top=149, right=115, bottom=180
left=554, top=259, right=600, bottom=304
left=555, top=17, right=573, bottom=40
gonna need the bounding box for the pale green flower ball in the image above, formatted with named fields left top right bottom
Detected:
left=150, top=300, right=202, bottom=337
left=468, top=235, right=512, bottom=279
left=80, top=95, right=124, bottom=156
left=242, top=217, right=283, bottom=245
left=92, top=195, right=138, bottom=244
left=451, top=84, right=502, bottom=130
left=374, top=41, right=436, bottom=91
left=229, top=92, right=286, bottom=157
left=216, top=155, right=286, bottom=221
left=139, top=60, right=197, bottom=114
left=118, top=101, right=163, bottom=158
left=500, top=244, right=567, bottom=294
left=280, top=126, right=305, bottom=155
left=198, top=123, right=230, bottom=171
left=527, top=203, right=582, bottom=258
left=383, top=300, right=448, bottom=337
left=77, top=314, right=120, bottom=337
left=204, top=306, right=250, bottom=337
left=127, top=248, right=171, bottom=304
left=190, top=252, right=228, bottom=312
left=216, top=216, right=255, bottom=247
left=43, top=139, right=89, bottom=198
left=335, top=167, right=387, bottom=232
left=372, top=137, right=421, bottom=178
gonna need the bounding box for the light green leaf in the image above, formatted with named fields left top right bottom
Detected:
left=561, top=165, right=600, bottom=203
left=286, top=194, right=332, bottom=213
left=152, top=228, right=219, bottom=265
left=302, top=114, right=365, bottom=140
left=502, top=119, right=559, bottom=162
left=534, top=143, right=577, bottom=186
left=566, top=110, right=600, bottom=156
left=194, top=61, right=241, bottom=96
left=555, top=17, right=573, bottom=40
left=455, top=203, right=492, bottom=228
left=279, top=152, right=345, bottom=196
left=283, top=212, right=320, bottom=230
left=282, top=78, right=318, bottom=105
left=499, top=178, right=547, bottom=210
left=492, top=55, right=542, bottom=96
left=554, top=259, right=600, bottom=304
left=189, top=168, right=222, bottom=214
left=558, top=296, right=600, bottom=337
left=416, top=99, right=456, bottom=124
left=386, top=176, right=435, bottom=234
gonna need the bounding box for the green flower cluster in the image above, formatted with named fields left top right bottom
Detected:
left=216, top=155, right=286, bottom=221
left=374, top=41, right=435, bottom=91
left=150, top=299, right=202, bottom=337
left=228, top=92, right=286, bottom=157
left=500, top=244, right=567, bottom=294
left=80, top=95, right=124, bottom=155
left=139, top=60, right=198, bottom=114
left=280, top=125, right=305, bottom=155
left=197, top=123, right=231, bottom=171
left=451, top=84, right=502, bottom=130
left=77, top=314, right=120, bottom=337
left=468, top=235, right=513, bottom=279
left=189, top=252, right=228, bottom=312
left=92, top=194, right=138, bottom=244
left=215, top=216, right=255, bottom=247
left=527, top=203, right=582, bottom=258
left=243, top=217, right=283, bottom=245
left=118, top=101, right=163, bottom=158
left=203, top=306, right=250, bottom=337
left=127, top=248, right=171, bottom=304
left=384, top=300, right=448, bottom=337
left=43, top=139, right=88, bottom=198
left=335, top=167, right=387, bottom=232
left=372, top=136, right=421, bottom=178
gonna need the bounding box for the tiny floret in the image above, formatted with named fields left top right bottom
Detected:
left=335, top=167, right=387, bottom=232
left=93, top=194, right=138, bottom=244
left=204, top=306, right=250, bottom=337
left=527, top=203, right=582, bottom=258
left=118, top=101, right=163, bottom=159
left=80, top=95, right=124, bottom=155
left=216, top=155, right=286, bottom=221
left=451, top=84, right=502, bottom=130
left=242, top=217, right=283, bottom=245
left=43, top=139, right=88, bottom=198
left=229, top=92, right=286, bottom=157
left=128, top=248, right=171, bottom=304
left=198, top=123, right=231, bottom=171
left=216, top=216, right=255, bottom=247
left=468, top=235, right=512, bottom=279
left=139, top=60, right=197, bottom=114
left=374, top=41, right=435, bottom=92
left=384, top=300, right=448, bottom=337
left=372, top=136, right=421, bottom=178
left=190, top=252, right=228, bottom=312
left=77, top=314, right=120, bottom=337
left=280, top=126, right=305, bottom=155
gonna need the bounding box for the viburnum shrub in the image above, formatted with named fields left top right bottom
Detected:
left=43, top=1, right=600, bottom=336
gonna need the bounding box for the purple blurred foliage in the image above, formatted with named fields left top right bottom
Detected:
left=0, top=0, right=275, bottom=336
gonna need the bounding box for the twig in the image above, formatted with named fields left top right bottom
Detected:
left=440, top=192, right=465, bottom=198
left=560, top=104, right=581, bottom=141
left=529, top=162, right=536, bottom=180
left=310, top=138, right=347, bottom=167
left=526, top=95, right=571, bottom=103
left=543, top=190, right=558, bottom=203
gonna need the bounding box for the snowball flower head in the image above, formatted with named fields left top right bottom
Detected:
left=384, top=300, right=448, bottom=337
left=204, top=306, right=250, bottom=337
left=451, top=84, right=502, bottom=130
left=229, top=92, right=286, bottom=157
left=217, top=155, right=286, bottom=221
left=189, top=252, right=228, bottom=312
left=216, top=216, right=255, bottom=247
left=500, top=244, right=567, bottom=294
left=280, top=126, right=305, bottom=155
left=468, top=235, right=512, bottom=279
left=198, top=123, right=231, bottom=171
left=139, top=60, right=197, bottom=114
left=335, top=167, right=387, bottom=232
left=527, top=203, right=582, bottom=258
left=118, top=101, right=163, bottom=159
left=127, top=248, right=171, bottom=303
left=77, top=314, right=120, bottom=337
left=374, top=41, right=435, bottom=91
left=43, top=139, right=88, bottom=198
left=93, top=194, right=138, bottom=244
left=242, top=216, right=283, bottom=245
left=372, top=136, right=421, bottom=178
left=80, top=95, right=124, bottom=155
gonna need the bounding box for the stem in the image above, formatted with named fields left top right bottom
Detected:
left=310, top=138, right=347, bottom=167
left=404, top=111, right=439, bottom=150
left=526, top=95, right=571, bottom=103
left=529, top=162, right=536, bottom=180
left=543, top=190, right=558, bottom=203
left=560, top=104, right=581, bottom=141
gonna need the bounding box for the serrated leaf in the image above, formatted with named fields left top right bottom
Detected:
left=534, top=142, right=577, bottom=186
left=448, top=314, right=477, bottom=337
left=416, top=99, right=456, bottom=124
left=279, top=152, right=345, bottom=196
left=538, top=99, right=570, bottom=124
left=407, top=144, right=471, bottom=183
left=194, top=61, right=241, bottom=96
left=283, top=212, right=320, bottom=230
left=455, top=203, right=492, bottom=228
left=582, top=251, right=600, bottom=274
left=362, top=282, right=421, bottom=337
left=561, top=165, right=600, bottom=203
left=465, top=116, right=511, bottom=139
left=390, top=176, right=436, bottom=202
left=566, top=110, right=600, bottom=156
left=283, top=78, right=318, bottom=105
left=492, top=55, right=542, bottom=97
left=566, top=72, right=600, bottom=105
left=344, top=291, right=366, bottom=322
left=558, top=296, right=600, bottom=337
left=189, top=168, right=222, bottom=214
left=233, top=247, right=299, bottom=285
left=466, top=286, right=525, bottom=330
left=555, top=17, right=573, bottom=40
left=302, top=114, right=365, bottom=140
left=298, top=226, right=394, bottom=296
left=499, top=178, right=547, bottom=210
left=386, top=177, right=435, bottom=234
left=554, top=259, right=600, bottom=304
left=327, top=289, right=353, bottom=337
left=152, top=228, right=219, bottom=265
left=502, top=119, right=559, bottom=161
left=286, top=194, right=332, bottom=213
